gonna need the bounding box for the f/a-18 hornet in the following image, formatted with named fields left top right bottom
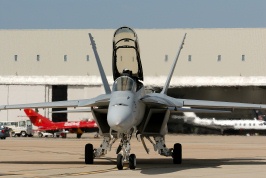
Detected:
left=1, top=26, right=266, bottom=170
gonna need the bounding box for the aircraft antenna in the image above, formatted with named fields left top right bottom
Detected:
left=161, top=33, right=187, bottom=95
left=88, top=33, right=111, bottom=94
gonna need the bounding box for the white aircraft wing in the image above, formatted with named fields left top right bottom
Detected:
left=141, top=93, right=266, bottom=111
left=0, top=94, right=110, bottom=110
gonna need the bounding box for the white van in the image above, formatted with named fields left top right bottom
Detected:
left=0, top=119, right=33, bottom=137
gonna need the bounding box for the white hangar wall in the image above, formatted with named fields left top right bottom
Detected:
left=1, top=28, right=266, bottom=79
left=0, top=85, right=47, bottom=121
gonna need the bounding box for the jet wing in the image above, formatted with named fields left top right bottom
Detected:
left=141, top=93, right=266, bottom=111
left=50, top=108, right=91, bottom=113
left=0, top=94, right=110, bottom=110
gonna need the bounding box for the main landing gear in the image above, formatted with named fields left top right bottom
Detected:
left=85, top=144, right=94, bottom=164
left=172, top=143, right=182, bottom=164
left=84, top=135, right=182, bottom=170
left=140, top=136, right=182, bottom=165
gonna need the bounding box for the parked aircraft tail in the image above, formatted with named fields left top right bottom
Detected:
left=254, top=110, right=266, bottom=121
left=24, top=109, right=53, bottom=127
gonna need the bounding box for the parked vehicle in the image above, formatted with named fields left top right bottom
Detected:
left=0, top=119, right=33, bottom=137
left=0, top=125, right=10, bottom=139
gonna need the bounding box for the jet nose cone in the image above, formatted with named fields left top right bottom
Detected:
left=107, top=106, right=132, bottom=132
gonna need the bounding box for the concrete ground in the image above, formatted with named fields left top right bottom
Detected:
left=1, top=133, right=266, bottom=178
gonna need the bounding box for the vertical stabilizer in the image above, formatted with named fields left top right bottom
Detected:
left=89, top=33, right=111, bottom=94
left=24, top=109, right=53, bottom=127
left=254, top=109, right=266, bottom=121
left=161, top=33, right=187, bottom=95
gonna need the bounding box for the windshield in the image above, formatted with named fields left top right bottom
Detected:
left=19, top=121, right=26, bottom=127
left=113, top=76, right=136, bottom=92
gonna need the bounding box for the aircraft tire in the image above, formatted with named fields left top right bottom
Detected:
left=117, top=154, right=123, bottom=170
left=129, top=154, right=136, bottom=169
left=85, top=144, right=94, bottom=164
left=77, top=133, right=82, bottom=139
left=173, top=143, right=182, bottom=164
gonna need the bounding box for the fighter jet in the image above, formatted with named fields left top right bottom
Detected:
left=24, top=108, right=98, bottom=138
left=1, top=26, right=266, bottom=170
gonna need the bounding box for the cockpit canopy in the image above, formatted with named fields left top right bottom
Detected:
left=112, top=26, right=143, bottom=81
left=112, top=76, right=136, bottom=92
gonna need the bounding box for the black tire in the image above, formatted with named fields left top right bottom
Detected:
left=21, top=131, right=27, bottom=137
left=77, top=133, right=82, bottom=139
left=129, top=154, right=136, bottom=170
left=85, top=144, right=94, bottom=164
left=173, top=143, right=182, bottom=164
left=117, top=154, right=123, bottom=170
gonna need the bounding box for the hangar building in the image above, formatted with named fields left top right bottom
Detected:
left=0, top=28, right=266, bottom=122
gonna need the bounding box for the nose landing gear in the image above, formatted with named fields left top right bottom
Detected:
left=116, top=133, right=136, bottom=170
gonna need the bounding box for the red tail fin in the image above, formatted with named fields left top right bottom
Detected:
left=24, top=109, right=53, bottom=127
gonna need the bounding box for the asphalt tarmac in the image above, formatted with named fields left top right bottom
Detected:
left=1, top=133, right=266, bottom=178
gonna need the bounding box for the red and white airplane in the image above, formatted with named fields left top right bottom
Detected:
left=24, top=109, right=99, bottom=138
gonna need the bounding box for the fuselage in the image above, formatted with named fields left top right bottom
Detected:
left=24, top=109, right=98, bottom=132
left=107, top=76, right=145, bottom=133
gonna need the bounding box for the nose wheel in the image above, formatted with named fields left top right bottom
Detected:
left=116, top=153, right=136, bottom=170
left=116, top=133, right=136, bottom=170
left=117, top=154, right=124, bottom=170
left=129, top=154, right=136, bottom=169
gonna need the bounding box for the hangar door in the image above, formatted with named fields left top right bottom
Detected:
left=52, top=85, right=67, bottom=122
